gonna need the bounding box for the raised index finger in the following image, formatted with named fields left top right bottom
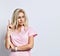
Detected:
left=8, top=20, right=11, bottom=26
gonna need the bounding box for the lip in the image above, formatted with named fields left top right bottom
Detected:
left=19, top=21, right=23, bottom=23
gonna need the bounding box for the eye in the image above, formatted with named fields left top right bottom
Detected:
left=18, top=16, right=21, bottom=19
left=18, top=16, right=25, bottom=19
left=22, top=16, right=25, bottom=18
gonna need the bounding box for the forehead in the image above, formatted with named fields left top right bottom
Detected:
left=18, top=12, right=25, bottom=16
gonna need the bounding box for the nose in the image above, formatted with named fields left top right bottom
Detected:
left=20, top=19, right=22, bottom=22
left=19, top=18, right=22, bottom=22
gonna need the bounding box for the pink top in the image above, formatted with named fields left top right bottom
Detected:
left=9, top=26, right=37, bottom=56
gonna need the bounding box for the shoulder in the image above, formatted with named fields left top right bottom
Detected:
left=26, top=26, right=33, bottom=31
left=27, top=26, right=38, bottom=37
left=26, top=26, right=36, bottom=33
left=10, top=29, right=17, bottom=35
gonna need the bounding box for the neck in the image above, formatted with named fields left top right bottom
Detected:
left=17, top=25, right=24, bottom=29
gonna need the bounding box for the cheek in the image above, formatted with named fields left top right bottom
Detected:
left=22, top=18, right=25, bottom=22
left=17, top=19, right=20, bottom=22
left=17, top=18, right=25, bottom=22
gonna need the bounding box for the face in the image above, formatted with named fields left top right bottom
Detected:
left=17, top=12, right=25, bottom=26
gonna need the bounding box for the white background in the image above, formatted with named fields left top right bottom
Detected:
left=0, top=0, right=60, bottom=56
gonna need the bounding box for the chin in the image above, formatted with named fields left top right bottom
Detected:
left=18, top=23, right=24, bottom=26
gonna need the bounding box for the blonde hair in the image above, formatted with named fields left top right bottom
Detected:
left=11, top=8, right=28, bottom=29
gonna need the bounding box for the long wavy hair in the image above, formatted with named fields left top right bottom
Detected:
left=11, top=8, right=28, bottom=29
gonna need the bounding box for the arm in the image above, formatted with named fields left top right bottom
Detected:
left=5, top=20, right=15, bottom=50
left=16, top=35, right=34, bottom=51
left=5, top=32, right=11, bottom=49
left=5, top=32, right=15, bottom=50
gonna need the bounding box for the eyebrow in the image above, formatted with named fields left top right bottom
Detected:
left=18, top=16, right=25, bottom=18
left=18, top=16, right=25, bottom=17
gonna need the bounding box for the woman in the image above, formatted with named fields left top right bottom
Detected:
left=5, top=8, right=37, bottom=56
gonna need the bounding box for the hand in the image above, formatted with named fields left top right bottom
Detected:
left=10, top=44, right=15, bottom=50
left=7, top=20, right=13, bottom=36
left=10, top=44, right=16, bottom=51
left=9, top=40, right=15, bottom=50
left=10, top=42, right=18, bottom=51
left=7, top=20, right=13, bottom=31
